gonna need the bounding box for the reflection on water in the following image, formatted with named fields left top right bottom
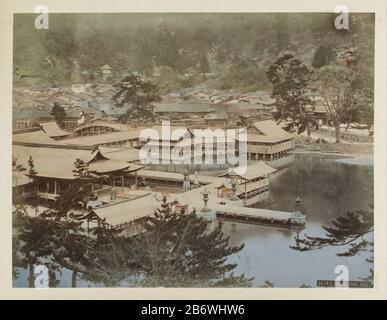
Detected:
left=225, top=153, right=374, bottom=287
left=14, top=153, right=374, bottom=288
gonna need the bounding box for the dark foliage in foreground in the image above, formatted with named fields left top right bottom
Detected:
left=291, top=210, right=373, bottom=256
left=291, top=209, right=374, bottom=282
left=85, top=197, right=252, bottom=287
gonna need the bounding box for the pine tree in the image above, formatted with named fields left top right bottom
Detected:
left=81, top=225, right=129, bottom=287
left=12, top=157, right=26, bottom=204
left=50, top=159, right=111, bottom=286
left=260, top=280, right=274, bottom=288
left=12, top=161, right=60, bottom=287
left=26, top=156, right=38, bottom=206
left=39, top=209, right=92, bottom=288
left=112, top=74, right=160, bottom=123
left=291, top=209, right=374, bottom=282
left=80, top=197, right=253, bottom=287
left=12, top=157, right=26, bottom=176
left=122, top=197, right=252, bottom=287
left=49, top=102, right=67, bottom=127
left=27, top=156, right=37, bottom=177
left=266, top=54, right=317, bottom=137
left=72, top=158, right=91, bottom=180
left=13, top=206, right=59, bottom=287
left=291, top=210, right=373, bottom=254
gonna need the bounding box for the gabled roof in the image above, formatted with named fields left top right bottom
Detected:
left=151, top=125, right=194, bottom=141
left=63, top=130, right=142, bottom=146
left=40, top=122, right=71, bottom=138
left=99, top=147, right=140, bottom=163
left=252, top=120, right=293, bottom=138
left=219, top=161, right=276, bottom=180
left=153, top=103, right=216, bottom=113
left=246, top=133, right=293, bottom=143
left=13, top=109, right=53, bottom=119
left=12, top=145, right=131, bottom=180
left=13, top=171, right=32, bottom=187
left=243, top=119, right=294, bottom=143
left=94, top=192, right=159, bottom=225
left=204, top=110, right=228, bottom=120
left=239, top=91, right=276, bottom=104
left=100, top=64, right=113, bottom=70
left=13, top=129, right=65, bottom=146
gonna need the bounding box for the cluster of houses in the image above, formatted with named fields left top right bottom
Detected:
left=12, top=84, right=277, bottom=134
left=13, top=82, right=119, bottom=131
left=170, top=84, right=276, bottom=107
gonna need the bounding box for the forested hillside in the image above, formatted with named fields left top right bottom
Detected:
left=13, top=13, right=374, bottom=94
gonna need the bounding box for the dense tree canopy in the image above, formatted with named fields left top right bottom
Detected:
left=49, top=102, right=67, bottom=125
left=13, top=13, right=374, bottom=95
left=267, top=54, right=317, bottom=136
left=312, top=45, right=335, bottom=69
left=123, top=197, right=252, bottom=287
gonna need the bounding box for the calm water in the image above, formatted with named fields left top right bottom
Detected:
left=225, top=153, right=374, bottom=287
left=14, top=153, right=374, bottom=288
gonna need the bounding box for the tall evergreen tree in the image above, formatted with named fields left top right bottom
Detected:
left=122, top=197, right=252, bottom=287
left=312, top=45, right=334, bottom=69
left=112, top=74, right=160, bottom=123
left=49, top=102, right=67, bottom=127
left=81, top=197, right=253, bottom=287
left=12, top=157, right=26, bottom=204
left=13, top=206, right=59, bottom=287
left=266, top=54, right=317, bottom=137
left=42, top=159, right=108, bottom=286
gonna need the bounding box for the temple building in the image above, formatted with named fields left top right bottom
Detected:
left=12, top=131, right=143, bottom=203
left=244, top=120, right=295, bottom=160
left=218, top=161, right=277, bottom=206
left=100, top=64, right=113, bottom=81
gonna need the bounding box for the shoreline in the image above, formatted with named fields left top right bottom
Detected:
left=293, top=135, right=373, bottom=161
left=291, top=149, right=373, bottom=160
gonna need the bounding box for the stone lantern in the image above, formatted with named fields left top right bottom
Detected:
left=182, top=171, right=191, bottom=192
left=229, top=176, right=239, bottom=201
left=200, top=188, right=211, bottom=212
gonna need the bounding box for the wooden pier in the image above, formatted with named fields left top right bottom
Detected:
left=104, top=167, right=306, bottom=229
left=214, top=205, right=305, bottom=228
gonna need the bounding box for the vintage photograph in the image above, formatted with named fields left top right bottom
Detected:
left=11, top=12, right=375, bottom=289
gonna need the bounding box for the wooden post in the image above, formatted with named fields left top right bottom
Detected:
left=46, top=181, right=49, bottom=203
left=244, top=178, right=247, bottom=207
